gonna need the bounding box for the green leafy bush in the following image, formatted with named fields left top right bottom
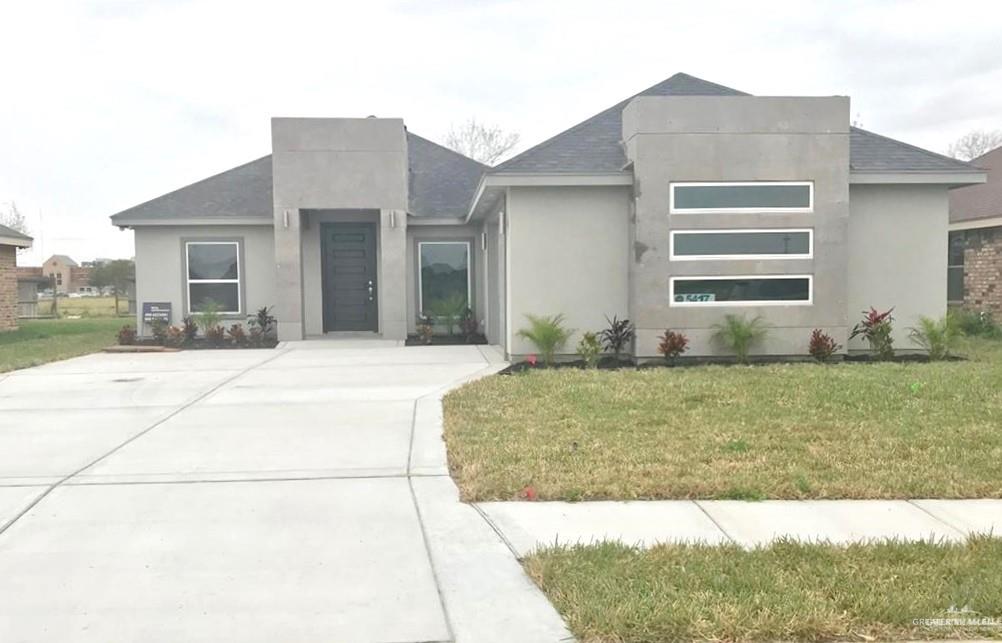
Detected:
left=712, top=315, right=769, bottom=364
left=194, top=299, right=223, bottom=335
left=850, top=307, right=895, bottom=360
left=150, top=320, right=168, bottom=346
left=427, top=293, right=467, bottom=336
left=517, top=314, right=573, bottom=366
left=953, top=308, right=1002, bottom=339
left=909, top=314, right=961, bottom=360
left=576, top=331, right=602, bottom=369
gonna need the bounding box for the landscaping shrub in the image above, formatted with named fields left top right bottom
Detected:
left=576, top=331, right=602, bottom=369
left=116, top=325, right=137, bottom=345
left=194, top=299, right=223, bottom=336
left=517, top=314, right=573, bottom=366
left=953, top=308, right=1002, bottom=339
left=909, top=313, right=961, bottom=360
left=181, top=316, right=199, bottom=344
left=850, top=307, right=895, bottom=360
left=416, top=314, right=434, bottom=345
left=247, top=306, right=276, bottom=347
left=657, top=329, right=689, bottom=364
left=150, top=320, right=168, bottom=346
left=165, top=325, right=184, bottom=348
left=428, top=293, right=466, bottom=336
left=204, top=325, right=226, bottom=347
left=808, top=329, right=841, bottom=363
left=599, top=315, right=635, bottom=363
left=227, top=323, right=248, bottom=347
left=712, top=314, right=769, bottom=364
left=459, top=308, right=480, bottom=343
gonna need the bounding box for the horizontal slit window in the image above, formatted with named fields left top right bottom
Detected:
left=671, top=229, right=812, bottom=259
left=670, top=276, right=812, bottom=306
left=671, top=182, right=813, bottom=213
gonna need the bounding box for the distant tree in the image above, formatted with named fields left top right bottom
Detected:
left=90, top=259, right=134, bottom=315
left=947, top=129, right=1002, bottom=161
left=0, top=202, right=30, bottom=254
left=444, top=118, right=520, bottom=165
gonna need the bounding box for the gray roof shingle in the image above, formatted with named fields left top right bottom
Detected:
left=494, top=72, right=975, bottom=176
left=0, top=223, right=32, bottom=243
left=111, top=132, right=486, bottom=223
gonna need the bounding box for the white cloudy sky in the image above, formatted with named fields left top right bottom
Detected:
left=2, top=0, right=1000, bottom=265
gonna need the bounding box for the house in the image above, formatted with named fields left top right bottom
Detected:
left=948, top=145, right=1002, bottom=314
left=42, top=255, right=94, bottom=295
left=1, top=224, right=33, bottom=331
left=110, top=73, right=985, bottom=358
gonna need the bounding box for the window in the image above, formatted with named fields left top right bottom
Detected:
left=948, top=231, right=965, bottom=304
left=670, top=182, right=813, bottom=213
left=670, top=229, right=812, bottom=260
left=186, top=241, right=240, bottom=314
left=419, top=241, right=470, bottom=317
left=670, top=275, right=812, bottom=306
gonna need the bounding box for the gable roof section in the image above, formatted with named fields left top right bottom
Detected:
left=0, top=223, right=32, bottom=247
left=950, top=145, right=1002, bottom=224
left=111, top=156, right=274, bottom=224
left=492, top=72, right=976, bottom=177
left=406, top=132, right=487, bottom=217
left=493, top=73, right=746, bottom=174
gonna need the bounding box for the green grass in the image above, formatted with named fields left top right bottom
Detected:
left=525, top=537, right=1002, bottom=642
left=0, top=318, right=124, bottom=373
left=443, top=337, right=1002, bottom=501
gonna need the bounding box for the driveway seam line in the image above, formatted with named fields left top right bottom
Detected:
left=406, top=478, right=457, bottom=643
left=693, top=501, right=737, bottom=544
left=906, top=499, right=969, bottom=539
left=471, top=503, right=522, bottom=558
left=406, top=399, right=419, bottom=475
left=0, top=348, right=291, bottom=537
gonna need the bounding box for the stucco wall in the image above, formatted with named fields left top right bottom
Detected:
left=133, top=225, right=276, bottom=334
left=623, top=95, right=850, bottom=358
left=847, top=184, right=948, bottom=350
left=506, top=185, right=631, bottom=357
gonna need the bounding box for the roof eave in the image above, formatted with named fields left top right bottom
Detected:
left=111, top=216, right=274, bottom=229
left=0, top=235, right=32, bottom=249
left=849, top=170, right=987, bottom=186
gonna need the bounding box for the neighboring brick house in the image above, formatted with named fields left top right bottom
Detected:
left=1, top=224, right=34, bottom=331
left=42, top=254, right=94, bottom=295
left=949, top=145, right=1002, bottom=314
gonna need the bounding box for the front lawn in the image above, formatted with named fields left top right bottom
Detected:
left=0, top=318, right=122, bottom=373
left=443, top=338, right=1002, bottom=501
left=526, top=537, right=1002, bottom=642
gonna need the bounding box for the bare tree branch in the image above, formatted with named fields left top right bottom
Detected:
left=0, top=201, right=29, bottom=235
left=947, top=129, right=1002, bottom=161
left=444, top=118, right=520, bottom=165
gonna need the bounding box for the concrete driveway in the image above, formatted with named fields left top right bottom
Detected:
left=0, top=341, right=570, bottom=643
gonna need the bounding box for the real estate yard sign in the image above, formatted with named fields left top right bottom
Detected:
left=142, top=302, right=171, bottom=327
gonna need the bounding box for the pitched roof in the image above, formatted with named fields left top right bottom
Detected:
left=0, top=223, right=32, bottom=246
left=110, top=156, right=274, bottom=224
left=950, top=145, right=1002, bottom=223
left=45, top=254, right=78, bottom=266
left=406, top=132, right=488, bottom=217
left=492, top=72, right=976, bottom=176
left=111, top=133, right=485, bottom=223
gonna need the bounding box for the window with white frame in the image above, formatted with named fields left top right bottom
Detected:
left=670, top=182, right=813, bottom=214
left=670, top=275, right=812, bottom=306
left=185, top=241, right=241, bottom=314
left=670, top=229, right=813, bottom=260
left=418, top=241, right=471, bottom=318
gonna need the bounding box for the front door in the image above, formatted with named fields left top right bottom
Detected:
left=321, top=223, right=378, bottom=332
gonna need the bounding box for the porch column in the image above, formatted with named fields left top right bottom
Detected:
left=379, top=208, right=407, bottom=340
left=274, top=206, right=304, bottom=341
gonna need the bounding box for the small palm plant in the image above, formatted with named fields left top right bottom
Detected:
left=909, top=313, right=961, bottom=360
left=712, top=314, right=770, bottom=364
left=517, top=314, right=573, bottom=366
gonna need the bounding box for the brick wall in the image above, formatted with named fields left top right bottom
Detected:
left=962, top=226, right=1002, bottom=314
left=0, top=245, right=17, bottom=331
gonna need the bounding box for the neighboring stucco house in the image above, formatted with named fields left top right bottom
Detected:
left=948, top=145, right=1002, bottom=314
left=1, top=224, right=34, bottom=331
left=110, top=73, right=984, bottom=358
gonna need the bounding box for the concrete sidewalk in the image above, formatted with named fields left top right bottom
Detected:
left=477, top=498, right=1002, bottom=555
left=0, top=342, right=571, bottom=643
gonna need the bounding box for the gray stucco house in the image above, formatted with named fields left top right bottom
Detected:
left=111, top=73, right=985, bottom=358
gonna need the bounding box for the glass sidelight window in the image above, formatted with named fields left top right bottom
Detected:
left=186, top=241, right=241, bottom=314
left=670, top=182, right=813, bottom=213
left=670, top=275, right=812, bottom=306
left=419, top=241, right=471, bottom=318
left=948, top=231, right=965, bottom=304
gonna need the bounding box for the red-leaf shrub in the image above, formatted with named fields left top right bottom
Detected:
left=808, top=329, right=841, bottom=362
left=657, top=329, right=689, bottom=363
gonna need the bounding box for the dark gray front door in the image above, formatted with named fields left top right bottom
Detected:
left=321, top=223, right=378, bottom=332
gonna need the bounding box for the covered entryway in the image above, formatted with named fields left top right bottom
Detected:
left=321, top=222, right=378, bottom=332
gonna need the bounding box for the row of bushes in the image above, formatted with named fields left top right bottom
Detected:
left=117, top=304, right=277, bottom=348
left=516, top=307, right=994, bottom=366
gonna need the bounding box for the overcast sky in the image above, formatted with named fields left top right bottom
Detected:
left=2, top=0, right=1000, bottom=265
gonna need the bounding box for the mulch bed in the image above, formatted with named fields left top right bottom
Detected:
left=405, top=334, right=487, bottom=346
